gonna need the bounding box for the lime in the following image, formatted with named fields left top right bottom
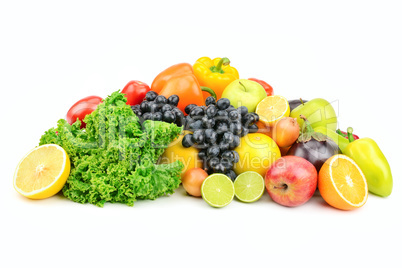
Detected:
left=201, top=174, right=235, bottom=208
left=234, top=171, right=265, bottom=203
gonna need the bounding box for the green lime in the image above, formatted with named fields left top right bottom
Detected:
left=201, top=174, right=235, bottom=208
left=234, top=171, right=265, bottom=203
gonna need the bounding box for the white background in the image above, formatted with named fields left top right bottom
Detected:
left=1, top=1, right=401, bottom=267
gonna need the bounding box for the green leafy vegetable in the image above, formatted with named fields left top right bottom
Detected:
left=39, top=91, right=183, bottom=207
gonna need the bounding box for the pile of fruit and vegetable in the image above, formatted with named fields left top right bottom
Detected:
left=13, top=56, right=393, bottom=209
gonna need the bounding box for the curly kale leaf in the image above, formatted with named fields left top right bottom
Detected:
left=39, top=91, right=183, bottom=207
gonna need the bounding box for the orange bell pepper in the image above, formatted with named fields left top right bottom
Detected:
left=193, top=57, right=239, bottom=100
left=151, top=63, right=216, bottom=114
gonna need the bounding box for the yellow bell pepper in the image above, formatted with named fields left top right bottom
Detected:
left=193, top=57, right=239, bottom=100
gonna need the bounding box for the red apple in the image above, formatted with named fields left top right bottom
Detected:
left=265, top=156, right=317, bottom=207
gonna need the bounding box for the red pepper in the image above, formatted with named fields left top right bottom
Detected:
left=337, top=129, right=359, bottom=140
left=248, top=78, right=274, bottom=96
left=121, top=80, right=151, bottom=106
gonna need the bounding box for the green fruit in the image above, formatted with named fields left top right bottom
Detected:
left=343, top=138, right=393, bottom=197
left=234, top=171, right=265, bottom=203
left=314, top=126, right=349, bottom=153
left=221, top=79, right=267, bottom=112
left=290, top=98, right=337, bottom=131
left=201, top=174, right=234, bottom=208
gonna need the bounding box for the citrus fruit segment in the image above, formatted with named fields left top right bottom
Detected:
left=13, top=144, right=71, bottom=199
left=318, top=154, right=368, bottom=210
left=256, top=95, right=290, bottom=126
left=201, top=174, right=234, bottom=208
left=234, top=171, right=265, bottom=203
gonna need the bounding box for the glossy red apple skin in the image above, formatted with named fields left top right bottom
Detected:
left=265, top=156, right=317, bottom=207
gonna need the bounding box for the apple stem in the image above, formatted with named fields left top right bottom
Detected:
left=239, top=81, right=247, bottom=92
left=300, top=98, right=305, bottom=105
left=274, top=184, right=288, bottom=190
left=210, top=57, right=230, bottom=74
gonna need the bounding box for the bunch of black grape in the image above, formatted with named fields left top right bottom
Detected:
left=131, top=91, right=186, bottom=126
left=181, top=96, right=259, bottom=181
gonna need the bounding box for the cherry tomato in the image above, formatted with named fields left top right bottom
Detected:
left=248, top=78, right=274, bottom=96
left=66, top=95, right=102, bottom=128
left=181, top=168, right=208, bottom=197
left=121, top=80, right=151, bottom=106
left=272, top=117, right=300, bottom=147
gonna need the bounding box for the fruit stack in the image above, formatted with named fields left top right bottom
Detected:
left=13, top=56, right=393, bottom=210
left=156, top=57, right=392, bottom=210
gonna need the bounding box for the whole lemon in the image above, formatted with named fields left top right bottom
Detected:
left=234, top=133, right=281, bottom=177
left=159, top=131, right=203, bottom=177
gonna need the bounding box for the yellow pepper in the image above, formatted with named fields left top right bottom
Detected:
left=193, top=57, right=239, bottom=100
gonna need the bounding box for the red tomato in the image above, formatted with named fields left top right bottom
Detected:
left=121, top=80, right=151, bottom=106
left=248, top=78, right=274, bottom=96
left=66, top=95, right=102, bottom=128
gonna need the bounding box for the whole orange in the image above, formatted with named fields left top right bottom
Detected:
left=159, top=131, right=202, bottom=177
left=255, top=120, right=273, bottom=138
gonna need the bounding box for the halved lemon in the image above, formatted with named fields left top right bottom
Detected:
left=318, top=154, right=368, bottom=210
left=255, top=95, right=290, bottom=127
left=13, top=144, right=70, bottom=199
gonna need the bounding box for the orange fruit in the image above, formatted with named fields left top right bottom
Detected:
left=318, top=154, right=368, bottom=210
left=13, top=144, right=71, bottom=199
left=256, top=95, right=290, bottom=127
left=159, top=130, right=202, bottom=177
left=279, top=145, right=291, bottom=156
left=255, top=120, right=273, bottom=137
left=234, top=133, right=281, bottom=177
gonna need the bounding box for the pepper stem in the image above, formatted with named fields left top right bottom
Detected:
left=211, top=57, right=230, bottom=73
left=336, top=129, right=347, bottom=138
left=200, top=86, right=217, bottom=99
left=347, top=127, right=355, bottom=142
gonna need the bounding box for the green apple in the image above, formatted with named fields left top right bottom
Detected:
left=290, top=98, right=337, bottom=131
left=221, top=79, right=267, bottom=112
